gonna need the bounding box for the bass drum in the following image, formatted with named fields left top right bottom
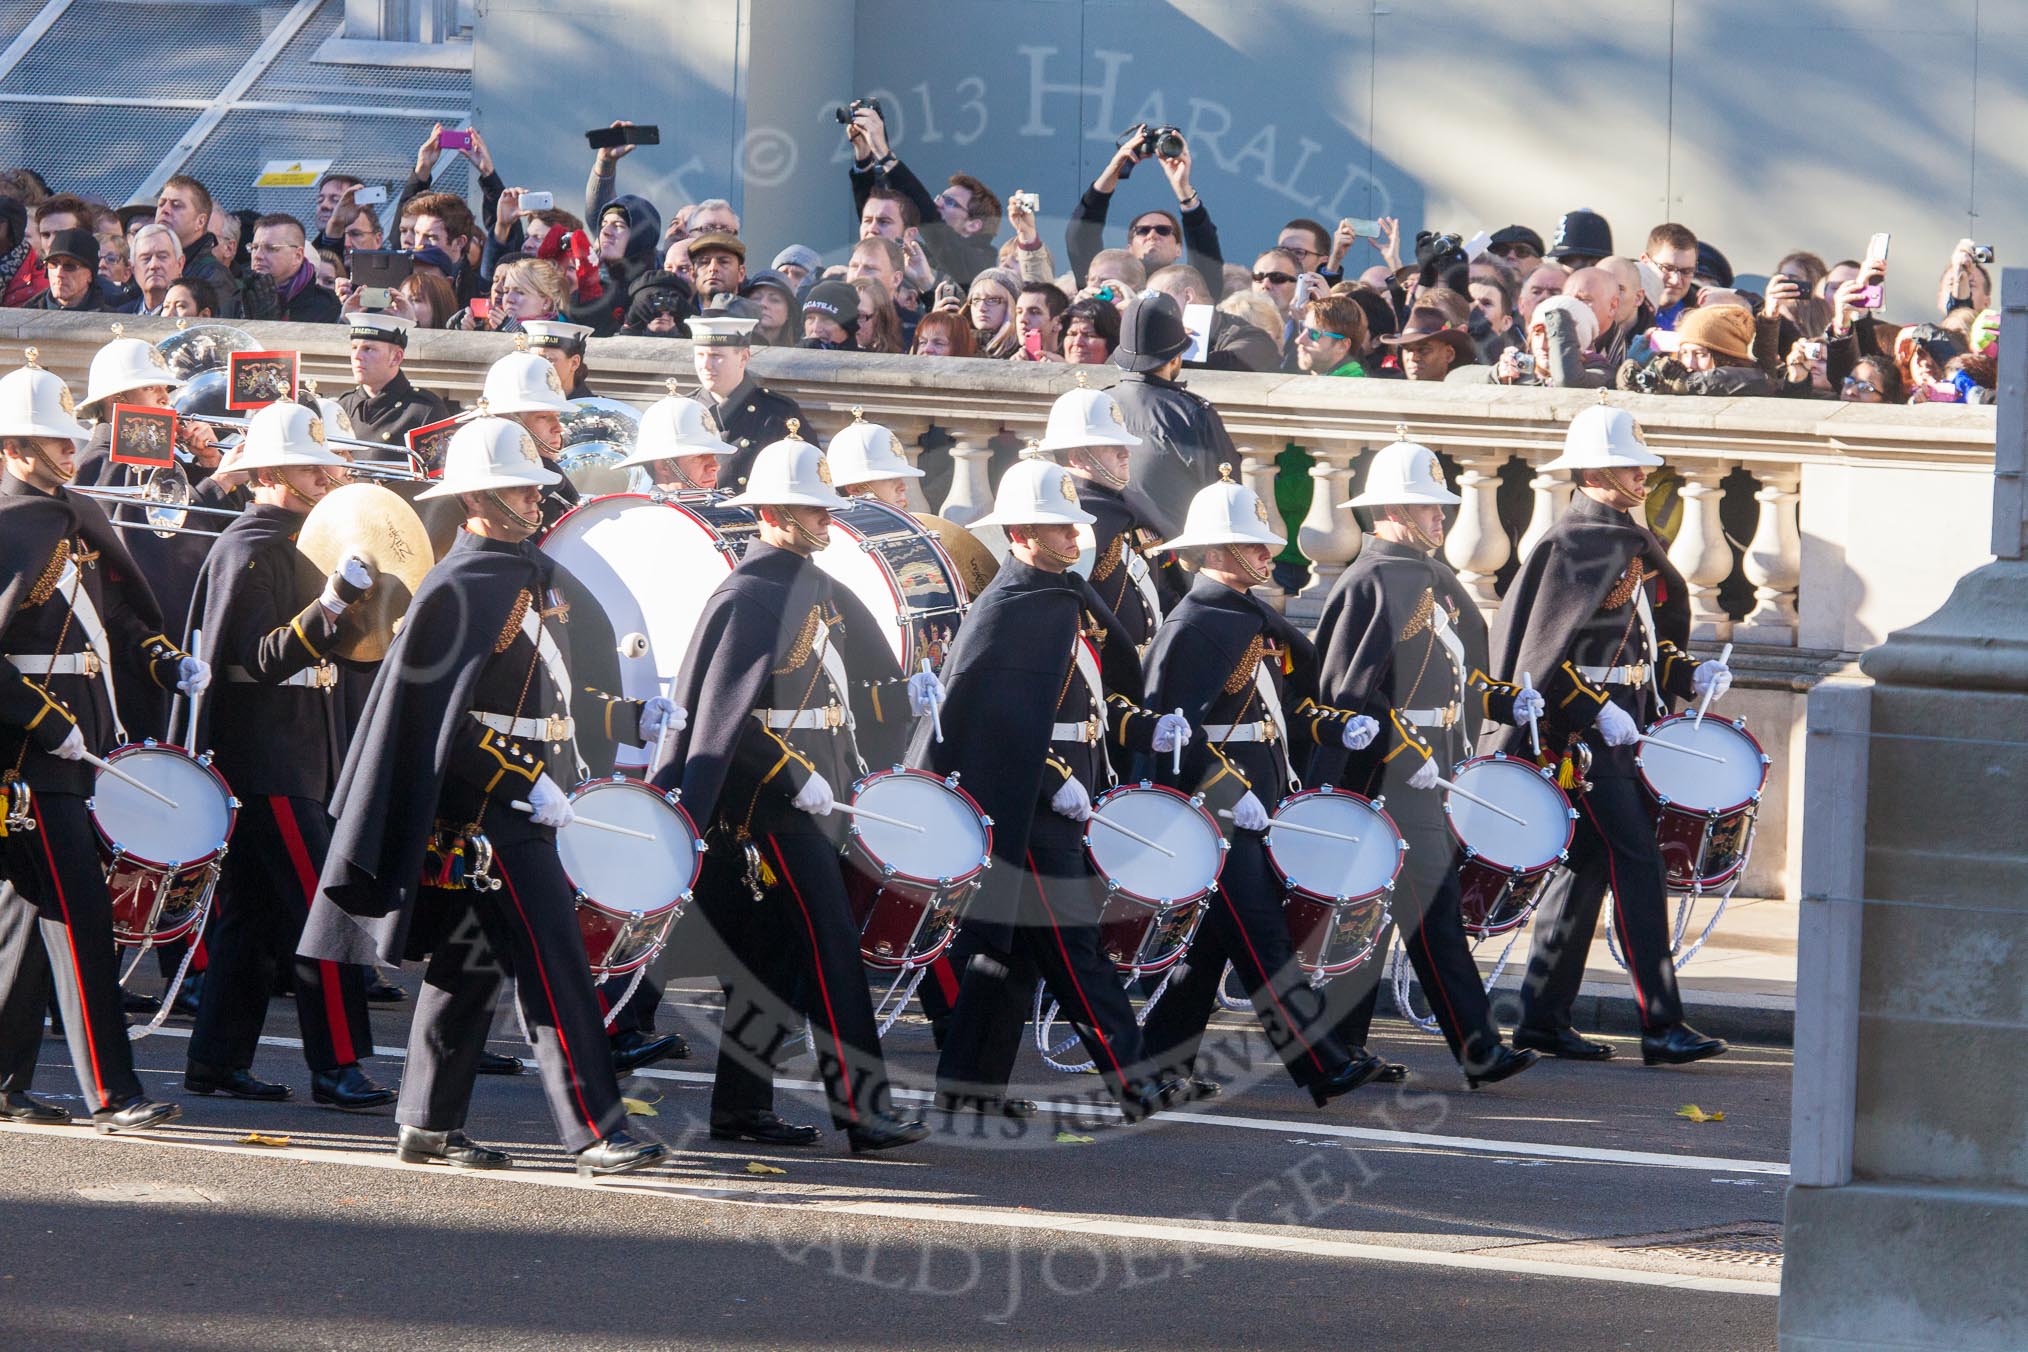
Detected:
left=914, top=513, right=998, bottom=600
left=816, top=498, right=970, bottom=673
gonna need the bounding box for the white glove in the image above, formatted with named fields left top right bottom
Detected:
left=1510, top=686, right=1546, bottom=726
left=175, top=656, right=210, bottom=698
left=1407, top=756, right=1440, bottom=792
left=907, top=669, right=944, bottom=718
left=792, top=770, right=835, bottom=816
left=1595, top=701, right=1640, bottom=747
left=638, top=696, right=683, bottom=745
left=1692, top=661, right=1733, bottom=702
left=339, top=554, right=374, bottom=590
left=320, top=555, right=375, bottom=616
left=527, top=772, right=575, bottom=829
left=1151, top=713, right=1192, bottom=754
left=52, top=726, right=86, bottom=761
left=1231, top=790, right=1271, bottom=832
left=1340, top=714, right=1380, bottom=750
left=1050, top=774, right=1092, bottom=822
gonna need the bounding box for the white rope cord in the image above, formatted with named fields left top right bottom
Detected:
left=1034, top=966, right=1179, bottom=1074
left=873, top=964, right=929, bottom=1038
left=123, top=884, right=214, bottom=1041
left=599, top=964, right=648, bottom=1030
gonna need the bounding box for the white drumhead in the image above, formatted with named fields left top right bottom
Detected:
left=1639, top=717, right=1766, bottom=813
left=1448, top=757, right=1570, bottom=872
left=1087, top=786, right=1223, bottom=903
left=852, top=772, right=988, bottom=882
left=92, top=747, right=232, bottom=865
left=556, top=780, right=697, bottom=914
left=541, top=497, right=749, bottom=768
left=1271, top=793, right=1401, bottom=899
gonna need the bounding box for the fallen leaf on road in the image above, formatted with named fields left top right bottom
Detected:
left=240, top=1132, right=290, bottom=1147
left=622, top=1097, right=658, bottom=1117
left=1054, top=1131, right=1095, bottom=1145
left=1676, top=1104, right=1725, bottom=1124
left=745, top=1161, right=786, bottom=1176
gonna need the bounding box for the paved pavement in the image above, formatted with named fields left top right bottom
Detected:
left=0, top=972, right=1788, bottom=1350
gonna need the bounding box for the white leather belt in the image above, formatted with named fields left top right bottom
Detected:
left=10, top=652, right=98, bottom=678
left=473, top=711, right=574, bottom=742
left=1578, top=662, right=1650, bottom=686
left=1401, top=703, right=1459, bottom=729
left=1203, top=719, right=1278, bottom=743
left=226, top=663, right=336, bottom=690
left=754, top=704, right=846, bottom=731
left=1050, top=718, right=1102, bottom=745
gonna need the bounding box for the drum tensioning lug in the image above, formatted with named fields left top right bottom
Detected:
left=198, top=751, right=215, bottom=767
left=1373, top=795, right=1387, bottom=810
left=881, top=863, right=896, bottom=878
left=1461, top=845, right=1477, bottom=859
left=944, top=771, right=962, bottom=787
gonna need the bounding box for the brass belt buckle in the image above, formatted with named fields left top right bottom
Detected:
left=1262, top=718, right=1280, bottom=743
left=825, top=703, right=844, bottom=730
left=80, top=651, right=100, bottom=679
left=1084, top=716, right=1100, bottom=744
left=544, top=714, right=570, bottom=742
left=1441, top=703, right=1458, bottom=730
left=313, top=663, right=336, bottom=690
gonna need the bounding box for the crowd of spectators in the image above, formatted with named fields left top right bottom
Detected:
left=0, top=107, right=2002, bottom=407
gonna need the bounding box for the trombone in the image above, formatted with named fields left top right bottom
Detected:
left=175, top=409, right=428, bottom=480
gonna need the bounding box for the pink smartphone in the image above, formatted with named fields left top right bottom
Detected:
left=1855, top=232, right=1889, bottom=310
left=439, top=129, right=473, bottom=151
left=1023, top=329, right=1043, bottom=358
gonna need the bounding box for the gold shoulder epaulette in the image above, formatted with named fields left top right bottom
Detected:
left=25, top=540, right=70, bottom=609
left=495, top=589, right=533, bottom=654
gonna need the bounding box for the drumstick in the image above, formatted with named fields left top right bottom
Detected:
left=84, top=753, right=179, bottom=809
left=1432, top=775, right=1525, bottom=827
left=1171, top=708, right=1184, bottom=776
left=919, top=659, right=944, bottom=745
left=1521, top=668, right=1540, bottom=758
left=184, top=626, right=204, bottom=750
left=1692, top=641, right=1734, bottom=729
left=1631, top=733, right=1727, bottom=766
left=1219, top=809, right=1361, bottom=845
left=1088, top=812, right=1176, bottom=858
left=510, top=801, right=656, bottom=841
left=830, top=802, right=926, bottom=833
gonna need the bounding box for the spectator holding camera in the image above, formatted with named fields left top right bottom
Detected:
left=1937, top=238, right=1992, bottom=316
left=842, top=101, right=1000, bottom=287
left=1488, top=294, right=1599, bottom=388
left=1067, top=124, right=1225, bottom=300
left=1008, top=281, right=1068, bottom=362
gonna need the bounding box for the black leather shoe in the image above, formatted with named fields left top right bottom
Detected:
left=93, top=1097, right=180, bottom=1134
left=1119, top=1078, right=1181, bottom=1124
left=847, top=1113, right=931, bottom=1153
left=1465, top=1045, right=1541, bottom=1090
left=610, top=1030, right=687, bottom=1075
left=1641, top=1024, right=1729, bottom=1067
left=709, top=1110, right=823, bottom=1146
left=185, top=1061, right=291, bottom=1101
left=396, top=1125, right=512, bottom=1169
left=1346, top=1047, right=1409, bottom=1083
left=363, top=975, right=406, bottom=1005
left=311, top=1064, right=396, bottom=1111
left=0, top=1091, right=70, bottom=1123
left=576, top=1129, right=666, bottom=1178
left=121, top=988, right=160, bottom=1014
left=476, top=1049, right=525, bottom=1076
left=1310, top=1053, right=1383, bottom=1107
left=934, top=1091, right=1039, bottom=1119
left=1180, top=1076, right=1224, bottom=1103
left=1513, top=1024, right=1616, bottom=1061
left=171, top=973, right=204, bottom=1017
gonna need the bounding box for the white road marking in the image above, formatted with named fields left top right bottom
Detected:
left=103, top=1026, right=1791, bottom=1178
left=0, top=1120, right=1777, bottom=1297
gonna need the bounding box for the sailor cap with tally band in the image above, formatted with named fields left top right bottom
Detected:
left=825, top=410, right=922, bottom=487
left=685, top=315, right=757, bottom=347
left=348, top=313, right=414, bottom=348
left=520, top=319, right=592, bottom=355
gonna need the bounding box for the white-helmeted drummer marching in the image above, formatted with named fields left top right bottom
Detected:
left=825, top=408, right=925, bottom=510
left=616, top=383, right=738, bottom=495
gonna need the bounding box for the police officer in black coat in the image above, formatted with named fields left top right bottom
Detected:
left=1310, top=437, right=1541, bottom=1089
left=0, top=357, right=202, bottom=1131
left=908, top=454, right=1188, bottom=1124
left=335, top=314, right=453, bottom=456
left=300, top=417, right=669, bottom=1177
left=180, top=404, right=393, bottom=1109
left=1483, top=404, right=1732, bottom=1068
left=1038, top=382, right=1172, bottom=653
left=1138, top=473, right=1383, bottom=1105
left=1110, top=292, right=1240, bottom=541
left=688, top=314, right=802, bottom=491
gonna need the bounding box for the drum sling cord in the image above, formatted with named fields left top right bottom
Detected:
left=735, top=623, right=831, bottom=896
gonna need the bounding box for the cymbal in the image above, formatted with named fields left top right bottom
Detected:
left=295, top=483, right=435, bottom=662
left=915, top=513, right=999, bottom=601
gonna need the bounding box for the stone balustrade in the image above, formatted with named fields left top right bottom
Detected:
left=2, top=310, right=1998, bottom=898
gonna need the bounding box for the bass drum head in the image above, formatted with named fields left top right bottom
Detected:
left=92, top=746, right=233, bottom=867
left=1269, top=790, right=1403, bottom=901
left=913, top=513, right=998, bottom=600
left=817, top=498, right=965, bottom=672
left=540, top=496, right=755, bottom=768
left=556, top=779, right=700, bottom=914
left=1638, top=715, right=1767, bottom=814
left=1086, top=784, right=1224, bottom=905
left=1446, top=755, right=1572, bottom=873
left=851, top=770, right=990, bottom=886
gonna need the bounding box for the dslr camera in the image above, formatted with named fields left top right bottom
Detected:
left=1973, top=244, right=1996, bottom=264
left=1116, top=123, right=1184, bottom=178
left=834, top=97, right=882, bottom=125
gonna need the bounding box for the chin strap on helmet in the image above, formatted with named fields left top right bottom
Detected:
left=487, top=488, right=543, bottom=533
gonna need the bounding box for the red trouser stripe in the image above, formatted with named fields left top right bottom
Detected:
left=1401, top=874, right=1466, bottom=1053
left=269, top=797, right=357, bottom=1067
left=1024, top=851, right=1127, bottom=1085
left=765, top=837, right=860, bottom=1124
left=32, top=801, right=108, bottom=1102
left=929, top=953, right=960, bottom=1004
left=494, top=859, right=601, bottom=1135
left=1216, top=882, right=1326, bottom=1075
left=1577, top=792, right=1651, bottom=1031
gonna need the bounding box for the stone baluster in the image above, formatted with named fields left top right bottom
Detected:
left=1666, top=461, right=1736, bottom=641
left=1237, top=444, right=1286, bottom=612
left=1441, top=451, right=1512, bottom=612
left=937, top=438, right=995, bottom=525
left=1287, top=442, right=1361, bottom=623
left=881, top=413, right=935, bottom=511
left=1516, top=456, right=1572, bottom=565
left=1736, top=466, right=1801, bottom=644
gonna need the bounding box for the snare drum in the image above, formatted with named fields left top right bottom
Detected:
left=89, top=742, right=238, bottom=948
left=841, top=766, right=992, bottom=970
left=556, top=776, right=703, bottom=975
left=1085, top=782, right=1226, bottom=977
left=1443, top=753, right=1575, bottom=937
left=1263, top=787, right=1405, bottom=979
left=1636, top=713, right=1769, bottom=890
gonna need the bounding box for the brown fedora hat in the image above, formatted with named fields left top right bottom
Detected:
left=1380, top=306, right=1476, bottom=365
